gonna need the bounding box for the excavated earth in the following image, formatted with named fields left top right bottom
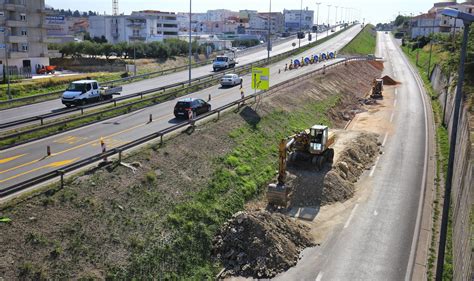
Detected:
left=213, top=211, right=315, bottom=279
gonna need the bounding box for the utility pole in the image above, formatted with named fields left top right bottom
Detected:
left=2, top=27, right=11, bottom=100
left=267, top=0, right=272, bottom=62
left=327, top=4, right=331, bottom=36
left=315, top=2, right=321, bottom=41
left=188, top=0, right=192, bottom=86
left=427, top=16, right=436, bottom=79
left=299, top=0, right=303, bottom=48
left=335, top=6, right=338, bottom=26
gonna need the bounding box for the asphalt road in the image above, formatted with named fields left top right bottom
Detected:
left=0, top=26, right=346, bottom=127
left=0, top=26, right=363, bottom=192
left=274, top=32, right=432, bottom=281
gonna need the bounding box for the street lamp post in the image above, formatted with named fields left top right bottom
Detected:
left=188, top=0, right=192, bottom=86
left=335, top=6, right=338, bottom=26
left=2, top=26, right=11, bottom=100
left=267, top=0, right=272, bottom=62
left=299, top=0, right=303, bottom=48
left=315, top=2, right=321, bottom=41
left=327, top=4, right=331, bottom=37
left=427, top=15, right=436, bottom=79
left=436, top=8, right=474, bottom=281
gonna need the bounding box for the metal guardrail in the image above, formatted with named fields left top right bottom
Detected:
left=0, top=56, right=372, bottom=198
left=0, top=26, right=358, bottom=133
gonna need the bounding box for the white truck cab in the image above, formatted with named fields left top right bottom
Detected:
left=213, top=52, right=237, bottom=72
left=61, top=80, right=122, bottom=107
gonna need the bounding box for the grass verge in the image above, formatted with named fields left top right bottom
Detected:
left=340, top=24, right=376, bottom=55
left=402, top=45, right=451, bottom=280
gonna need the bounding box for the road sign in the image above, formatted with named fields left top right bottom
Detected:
left=0, top=44, right=5, bottom=49
left=251, top=67, right=270, bottom=90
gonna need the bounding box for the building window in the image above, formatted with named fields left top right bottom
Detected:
left=21, top=43, right=28, bottom=52
left=20, top=14, right=26, bottom=21
left=21, top=29, right=27, bottom=36
left=469, top=8, right=472, bottom=14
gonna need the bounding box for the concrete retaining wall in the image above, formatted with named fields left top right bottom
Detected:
left=432, top=64, right=473, bottom=281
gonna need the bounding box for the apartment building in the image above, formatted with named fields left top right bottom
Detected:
left=0, top=0, right=49, bottom=75
left=89, top=10, right=178, bottom=44
left=283, top=8, right=314, bottom=31
left=248, top=12, right=285, bottom=36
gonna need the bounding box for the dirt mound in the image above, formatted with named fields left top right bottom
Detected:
left=213, top=210, right=315, bottom=278
left=322, top=132, right=380, bottom=205
left=382, top=75, right=399, bottom=85
left=368, top=61, right=384, bottom=71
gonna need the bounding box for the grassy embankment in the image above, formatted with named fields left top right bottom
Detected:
left=402, top=44, right=452, bottom=280
left=340, top=24, right=376, bottom=55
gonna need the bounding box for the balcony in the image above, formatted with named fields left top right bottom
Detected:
left=7, top=35, right=28, bottom=43
left=3, top=2, right=27, bottom=12
left=9, top=51, right=29, bottom=59
left=127, top=22, right=146, bottom=28
left=6, top=20, right=28, bottom=28
left=129, top=35, right=146, bottom=41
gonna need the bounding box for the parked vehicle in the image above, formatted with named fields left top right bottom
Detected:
left=220, top=74, right=243, bottom=87
left=173, top=98, right=212, bottom=119
left=213, top=53, right=237, bottom=71
left=61, top=80, right=122, bottom=107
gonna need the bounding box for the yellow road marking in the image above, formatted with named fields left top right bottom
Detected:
left=0, top=123, right=146, bottom=175
left=0, top=154, right=28, bottom=165
left=54, top=135, right=88, bottom=145
left=0, top=158, right=80, bottom=184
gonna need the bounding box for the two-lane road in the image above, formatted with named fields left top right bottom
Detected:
left=275, top=32, right=434, bottom=281
left=0, top=26, right=362, bottom=195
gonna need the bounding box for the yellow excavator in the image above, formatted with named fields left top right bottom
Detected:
left=267, top=125, right=335, bottom=207
left=370, top=78, right=384, bottom=99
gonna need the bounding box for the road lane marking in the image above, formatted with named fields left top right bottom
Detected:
left=390, top=112, right=395, bottom=123
left=315, top=272, right=324, bottom=281
left=0, top=158, right=80, bottom=184
left=1, top=123, right=147, bottom=175
left=393, top=98, right=398, bottom=107
left=382, top=132, right=389, bottom=147
left=369, top=156, right=381, bottom=178
left=0, top=154, right=28, bottom=165
left=344, top=204, right=359, bottom=229
left=374, top=210, right=378, bottom=216
left=395, top=89, right=398, bottom=96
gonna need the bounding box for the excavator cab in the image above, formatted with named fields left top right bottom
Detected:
left=309, top=125, right=329, bottom=154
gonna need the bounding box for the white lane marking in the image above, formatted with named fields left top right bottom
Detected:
left=390, top=112, right=395, bottom=123
left=382, top=132, right=389, bottom=147
left=344, top=204, right=359, bottom=229
left=315, top=272, right=324, bottom=281
left=395, top=89, right=398, bottom=96
left=374, top=210, right=378, bottom=216
left=393, top=98, right=398, bottom=107
left=369, top=156, right=381, bottom=177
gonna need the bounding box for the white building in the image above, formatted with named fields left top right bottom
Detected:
left=176, top=12, right=207, bottom=32
left=89, top=10, right=178, bottom=43
left=248, top=12, right=285, bottom=36
left=284, top=8, right=314, bottom=32
left=206, top=9, right=239, bottom=22
left=0, top=0, right=49, bottom=76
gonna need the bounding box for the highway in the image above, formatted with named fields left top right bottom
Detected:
left=274, top=32, right=434, bottom=281
left=0, top=26, right=346, bottom=126
left=0, top=26, right=362, bottom=194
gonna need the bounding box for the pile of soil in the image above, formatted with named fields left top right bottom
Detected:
left=381, top=75, right=399, bottom=85
left=322, top=132, right=380, bottom=204
left=213, top=210, right=315, bottom=278
left=368, top=61, right=384, bottom=71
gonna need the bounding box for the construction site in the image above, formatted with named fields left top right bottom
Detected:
left=0, top=60, right=401, bottom=279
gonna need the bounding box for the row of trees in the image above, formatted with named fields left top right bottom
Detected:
left=49, top=39, right=212, bottom=60
left=49, top=9, right=98, bottom=18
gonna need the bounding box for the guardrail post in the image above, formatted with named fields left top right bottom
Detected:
left=40, top=118, right=44, bottom=126
left=47, top=145, right=51, bottom=156
left=118, top=149, right=122, bottom=163
left=141, top=93, right=143, bottom=99
left=114, top=100, right=117, bottom=107
left=81, top=108, right=84, bottom=115
left=217, top=110, right=220, bottom=120
left=58, top=169, right=65, bottom=188
left=160, top=134, right=164, bottom=145
left=323, top=64, right=326, bottom=75
left=149, top=114, right=152, bottom=123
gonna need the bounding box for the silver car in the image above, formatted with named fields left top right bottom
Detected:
left=220, top=74, right=243, bottom=87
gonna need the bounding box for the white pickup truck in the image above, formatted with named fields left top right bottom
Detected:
left=213, top=53, right=237, bottom=72
left=61, top=79, right=122, bottom=107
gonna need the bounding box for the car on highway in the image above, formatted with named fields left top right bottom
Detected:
left=173, top=98, right=212, bottom=119
left=220, top=74, right=243, bottom=87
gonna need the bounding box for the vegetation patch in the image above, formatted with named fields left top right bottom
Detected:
left=340, top=24, right=376, bottom=55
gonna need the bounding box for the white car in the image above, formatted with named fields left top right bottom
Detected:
left=220, top=74, right=243, bottom=87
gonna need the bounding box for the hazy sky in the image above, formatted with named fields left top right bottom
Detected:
left=45, top=0, right=436, bottom=24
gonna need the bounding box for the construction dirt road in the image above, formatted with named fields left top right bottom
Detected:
left=0, top=61, right=383, bottom=280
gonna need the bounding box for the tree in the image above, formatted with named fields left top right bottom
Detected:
left=73, top=10, right=81, bottom=17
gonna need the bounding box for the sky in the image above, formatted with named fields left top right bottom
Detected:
left=45, top=0, right=437, bottom=24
